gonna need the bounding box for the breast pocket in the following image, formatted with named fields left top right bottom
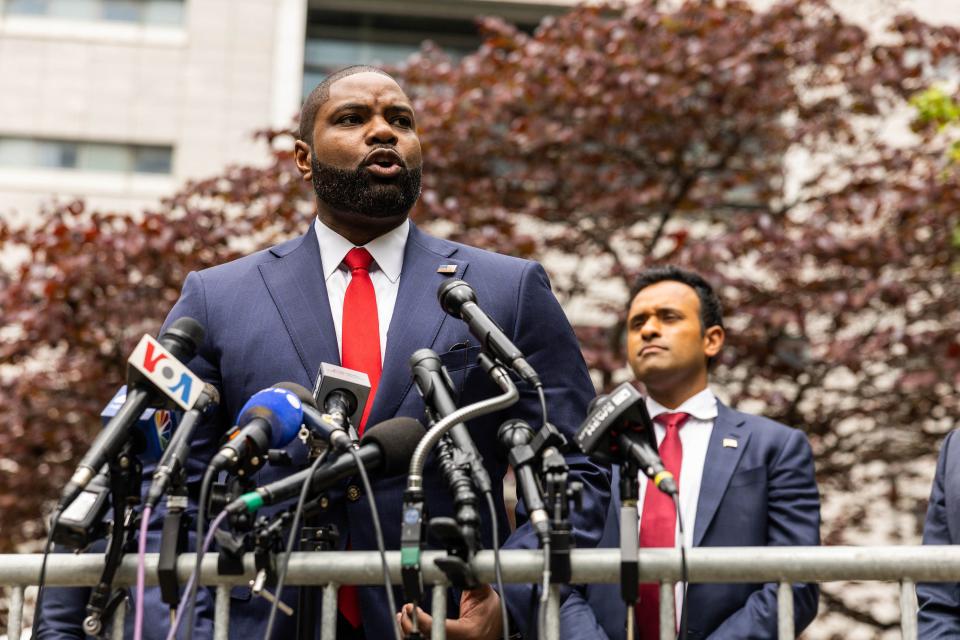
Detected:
left=438, top=345, right=482, bottom=373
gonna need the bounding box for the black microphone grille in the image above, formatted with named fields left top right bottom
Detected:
left=360, top=417, right=426, bottom=476
left=498, top=418, right=534, bottom=449
left=162, top=316, right=205, bottom=352
left=273, top=381, right=318, bottom=409
left=437, top=278, right=476, bottom=317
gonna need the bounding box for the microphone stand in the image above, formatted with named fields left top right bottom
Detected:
left=82, top=441, right=143, bottom=637
left=619, top=461, right=640, bottom=640
left=158, top=472, right=190, bottom=613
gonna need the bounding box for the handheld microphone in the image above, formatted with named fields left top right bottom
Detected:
left=575, top=382, right=677, bottom=496
left=99, top=388, right=182, bottom=465
left=409, top=348, right=492, bottom=494
left=226, top=417, right=425, bottom=515
left=498, top=419, right=550, bottom=543
left=437, top=279, right=541, bottom=387
left=208, top=387, right=304, bottom=477
left=59, top=317, right=205, bottom=510
left=144, top=384, right=220, bottom=510
left=274, top=382, right=352, bottom=453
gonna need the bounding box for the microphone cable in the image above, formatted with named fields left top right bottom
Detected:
left=182, top=464, right=217, bottom=640
left=133, top=505, right=153, bottom=640
left=348, top=446, right=403, bottom=640
left=261, top=450, right=329, bottom=640
left=484, top=491, right=510, bottom=640
left=535, top=385, right=549, bottom=429
left=164, top=506, right=228, bottom=640
left=30, top=508, right=62, bottom=638
left=674, top=494, right=689, bottom=640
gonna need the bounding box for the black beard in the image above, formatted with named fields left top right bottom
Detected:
left=311, top=155, right=421, bottom=219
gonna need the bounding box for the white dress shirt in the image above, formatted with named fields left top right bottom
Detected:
left=314, top=217, right=409, bottom=363
left=637, top=386, right=718, bottom=626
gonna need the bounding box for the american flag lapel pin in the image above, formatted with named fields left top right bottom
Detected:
left=722, top=437, right=738, bottom=449
left=437, top=264, right=457, bottom=274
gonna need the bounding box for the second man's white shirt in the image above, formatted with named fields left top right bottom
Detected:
left=314, top=217, right=409, bottom=364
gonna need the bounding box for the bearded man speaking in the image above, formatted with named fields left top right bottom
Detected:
left=37, top=66, right=609, bottom=640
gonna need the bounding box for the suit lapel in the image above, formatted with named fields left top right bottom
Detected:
left=258, top=223, right=340, bottom=387
left=368, top=224, right=468, bottom=424
left=693, top=403, right=749, bottom=546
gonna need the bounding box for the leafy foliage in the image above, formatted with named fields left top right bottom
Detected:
left=2, top=0, right=959, bottom=632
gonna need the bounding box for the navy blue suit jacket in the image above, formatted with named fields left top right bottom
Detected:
left=918, top=430, right=960, bottom=638
left=38, top=222, right=610, bottom=639
left=564, top=403, right=820, bottom=640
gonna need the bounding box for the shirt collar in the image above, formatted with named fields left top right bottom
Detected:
left=645, top=386, right=718, bottom=422
left=314, top=217, right=409, bottom=284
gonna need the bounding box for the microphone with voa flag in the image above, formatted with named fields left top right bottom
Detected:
left=58, top=316, right=205, bottom=511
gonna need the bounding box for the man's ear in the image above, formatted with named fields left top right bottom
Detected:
left=703, top=325, right=725, bottom=359
left=294, top=140, right=312, bottom=181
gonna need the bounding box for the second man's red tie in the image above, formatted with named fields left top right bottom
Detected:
left=636, top=411, right=689, bottom=640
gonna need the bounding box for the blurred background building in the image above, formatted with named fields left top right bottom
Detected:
left=0, top=0, right=571, bottom=219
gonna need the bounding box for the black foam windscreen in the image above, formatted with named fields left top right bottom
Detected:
left=360, top=417, right=426, bottom=476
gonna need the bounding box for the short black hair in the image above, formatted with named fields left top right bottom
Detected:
left=629, top=265, right=724, bottom=333
left=298, top=65, right=396, bottom=144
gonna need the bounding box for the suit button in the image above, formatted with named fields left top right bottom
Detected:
left=346, top=485, right=362, bottom=502
left=318, top=495, right=329, bottom=510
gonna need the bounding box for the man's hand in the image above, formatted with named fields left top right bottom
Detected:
left=397, top=584, right=504, bottom=640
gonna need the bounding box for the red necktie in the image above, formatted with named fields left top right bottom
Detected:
left=340, top=247, right=381, bottom=436
left=338, top=247, right=381, bottom=628
left=636, top=412, right=689, bottom=640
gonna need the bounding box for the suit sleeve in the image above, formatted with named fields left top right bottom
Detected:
left=706, top=428, right=821, bottom=639
left=500, top=261, right=612, bottom=638
left=917, top=431, right=960, bottom=639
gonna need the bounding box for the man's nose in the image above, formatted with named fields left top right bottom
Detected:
left=366, top=116, right=398, bottom=145
left=640, top=318, right=660, bottom=339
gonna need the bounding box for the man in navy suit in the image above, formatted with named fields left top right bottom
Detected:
left=38, top=66, right=609, bottom=639
left=567, top=266, right=820, bottom=640
left=917, top=431, right=960, bottom=637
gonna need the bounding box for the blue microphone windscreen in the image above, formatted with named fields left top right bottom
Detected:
left=236, top=387, right=304, bottom=448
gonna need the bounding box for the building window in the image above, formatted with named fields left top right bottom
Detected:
left=4, top=0, right=184, bottom=26
left=0, top=137, right=173, bottom=174
left=303, top=10, right=497, bottom=97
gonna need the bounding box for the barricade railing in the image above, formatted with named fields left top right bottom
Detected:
left=3, top=545, right=951, bottom=640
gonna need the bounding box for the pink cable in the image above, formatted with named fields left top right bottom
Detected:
left=164, top=509, right=228, bottom=640
left=134, top=505, right=152, bottom=640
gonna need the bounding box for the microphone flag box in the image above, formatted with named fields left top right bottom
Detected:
left=101, top=386, right=181, bottom=463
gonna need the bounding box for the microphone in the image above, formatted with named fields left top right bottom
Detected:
left=226, top=417, right=425, bottom=515
left=575, top=382, right=677, bottom=496
left=99, top=387, right=181, bottom=465
left=273, top=382, right=352, bottom=453
left=409, top=348, right=492, bottom=494
left=144, top=383, right=220, bottom=510
left=498, top=419, right=550, bottom=543
left=59, top=317, right=205, bottom=510
left=437, top=279, right=541, bottom=387
left=312, top=363, right=371, bottom=439
left=207, top=387, right=304, bottom=476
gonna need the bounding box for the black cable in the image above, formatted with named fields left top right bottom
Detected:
left=674, top=494, right=688, bottom=640
left=348, top=446, right=402, bottom=640
left=484, top=491, right=510, bottom=640
left=262, top=451, right=328, bottom=640
left=535, top=385, right=548, bottom=428
left=184, top=465, right=217, bottom=640
left=536, top=536, right=551, bottom=640
left=30, top=508, right=61, bottom=638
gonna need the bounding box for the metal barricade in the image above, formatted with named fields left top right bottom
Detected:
left=1, top=546, right=946, bottom=640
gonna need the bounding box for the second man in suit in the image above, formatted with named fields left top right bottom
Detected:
left=568, top=266, right=821, bottom=639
